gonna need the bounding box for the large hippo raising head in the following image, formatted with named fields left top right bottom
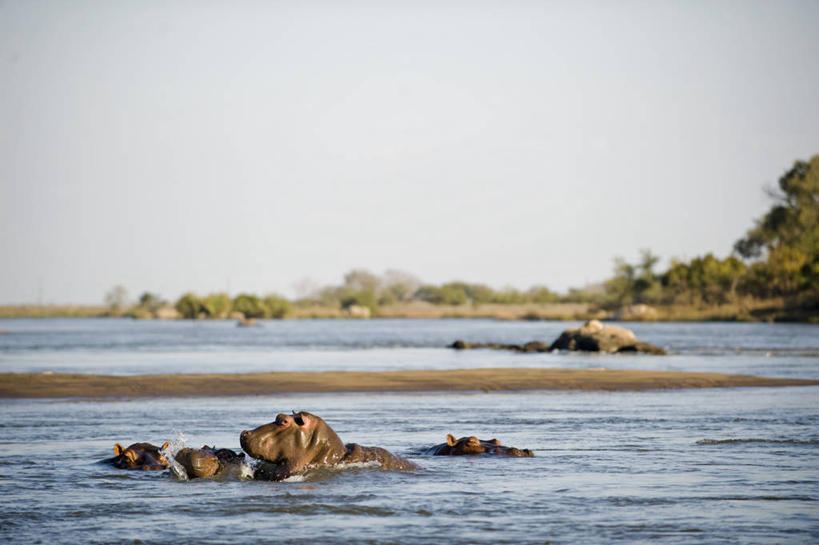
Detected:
left=425, top=434, right=534, bottom=457
left=109, top=442, right=171, bottom=470
left=240, top=411, right=418, bottom=480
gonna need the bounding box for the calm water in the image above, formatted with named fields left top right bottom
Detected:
left=1, top=318, right=818, bottom=544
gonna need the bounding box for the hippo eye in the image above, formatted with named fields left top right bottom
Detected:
left=275, top=414, right=290, bottom=426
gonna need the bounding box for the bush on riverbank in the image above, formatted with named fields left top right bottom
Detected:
left=171, top=292, right=290, bottom=320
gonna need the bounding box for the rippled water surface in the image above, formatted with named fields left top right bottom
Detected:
left=1, top=318, right=818, bottom=378
left=1, top=319, right=817, bottom=544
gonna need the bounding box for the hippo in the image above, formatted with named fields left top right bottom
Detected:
left=423, top=434, right=534, bottom=457
left=240, top=411, right=418, bottom=480
left=174, top=445, right=246, bottom=479
left=107, top=442, right=170, bottom=470
left=549, top=320, right=667, bottom=354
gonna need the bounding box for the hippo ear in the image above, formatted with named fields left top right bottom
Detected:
left=161, top=442, right=170, bottom=450
left=113, top=443, right=125, bottom=456
left=294, top=412, right=312, bottom=429
left=446, top=434, right=457, bottom=446
left=489, top=439, right=501, bottom=445
left=124, top=449, right=138, bottom=464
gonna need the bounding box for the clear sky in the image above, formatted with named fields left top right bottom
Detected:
left=2, top=0, right=818, bottom=304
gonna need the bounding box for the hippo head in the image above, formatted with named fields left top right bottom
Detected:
left=175, top=446, right=246, bottom=479
left=438, top=434, right=534, bottom=457
left=112, top=442, right=170, bottom=470
left=175, top=447, right=221, bottom=479
left=445, top=434, right=500, bottom=454
left=240, top=411, right=346, bottom=478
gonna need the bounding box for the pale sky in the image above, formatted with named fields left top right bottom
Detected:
left=2, top=0, right=818, bottom=304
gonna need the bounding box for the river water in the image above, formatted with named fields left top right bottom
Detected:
left=1, top=318, right=817, bottom=544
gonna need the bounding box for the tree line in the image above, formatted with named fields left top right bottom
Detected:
left=601, top=154, right=817, bottom=308
left=106, top=290, right=290, bottom=320
left=106, top=154, right=817, bottom=319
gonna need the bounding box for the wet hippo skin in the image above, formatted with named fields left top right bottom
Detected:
left=107, top=442, right=170, bottom=470
left=174, top=446, right=245, bottom=479
left=240, top=411, right=418, bottom=480
left=424, top=434, right=534, bottom=457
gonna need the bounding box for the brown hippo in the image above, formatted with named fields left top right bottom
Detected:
left=108, top=442, right=170, bottom=470
left=240, top=411, right=418, bottom=480
left=174, top=445, right=246, bottom=479
left=549, top=320, right=667, bottom=354
left=424, top=434, right=534, bottom=457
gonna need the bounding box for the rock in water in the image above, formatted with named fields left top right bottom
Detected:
left=549, top=320, right=666, bottom=354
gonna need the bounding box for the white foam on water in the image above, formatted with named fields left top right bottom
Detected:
left=160, top=431, right=190, bottom=481
left=333, top=461, right=382, bottom=470
left=238, top=459, right=255, bottom=480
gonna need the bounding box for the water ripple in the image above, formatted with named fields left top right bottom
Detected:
left=696, top=438, right=819, bottom=445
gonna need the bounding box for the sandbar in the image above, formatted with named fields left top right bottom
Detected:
left=0, top=368, right=817, bottom=399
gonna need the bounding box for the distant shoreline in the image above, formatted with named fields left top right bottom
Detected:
left=0, top=300, right=816, bottom=322
left=1, top=368, right=816, bottom=399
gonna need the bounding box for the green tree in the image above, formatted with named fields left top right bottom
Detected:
left=663, top=254, right=747, bottom=304
left=175, top=293, right=203, bottom=319
left=415, top=283, right=469, bottom=305
left=735, top=155, right=819, bottom=261
left=339, top=289, right=378, bottom=313
left=127, top=291, right=164, bottom=319
left=764, top=246, right=808, bottom=295
left=202, top=292, right=232, bottom=319
left=605, top=257, right=636, bottom=305
left=263, top=294, right=291, bottom=319
left=439, top=283, right=469, bottom=305
left=466, top=284, right=495, bottom=305
left=232, top=293, right=266, bottom=319
left=634, top=249, right=663, bottom=303
left=733, top=155, right=818, bottom=298
left=526, top=285, right=558, bottom=304
left=138, top=292, right=162, bottom=309
left=491, top=287, right=527, bottom=304
left=415, top=285, right=443, bottom=304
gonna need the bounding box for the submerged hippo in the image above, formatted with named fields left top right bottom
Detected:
left=424, top=434, right=534, bottom=457
left=240, top=411, right=418, bottom=480
left=174, top=446, right=246, bottom=479
left=107, top=442, right=170, bottom=470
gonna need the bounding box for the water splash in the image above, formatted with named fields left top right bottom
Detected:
left=238, top=459, right=255, bottom=480
left=160, top=431, right=190, bottom=481
left=159, top=432, right=255, bottom=481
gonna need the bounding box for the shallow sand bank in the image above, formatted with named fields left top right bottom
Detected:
left=1, top=368, right=817, bottom=399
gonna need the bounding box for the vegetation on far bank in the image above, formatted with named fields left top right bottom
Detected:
left=3, top=155, right=817, bottom=323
